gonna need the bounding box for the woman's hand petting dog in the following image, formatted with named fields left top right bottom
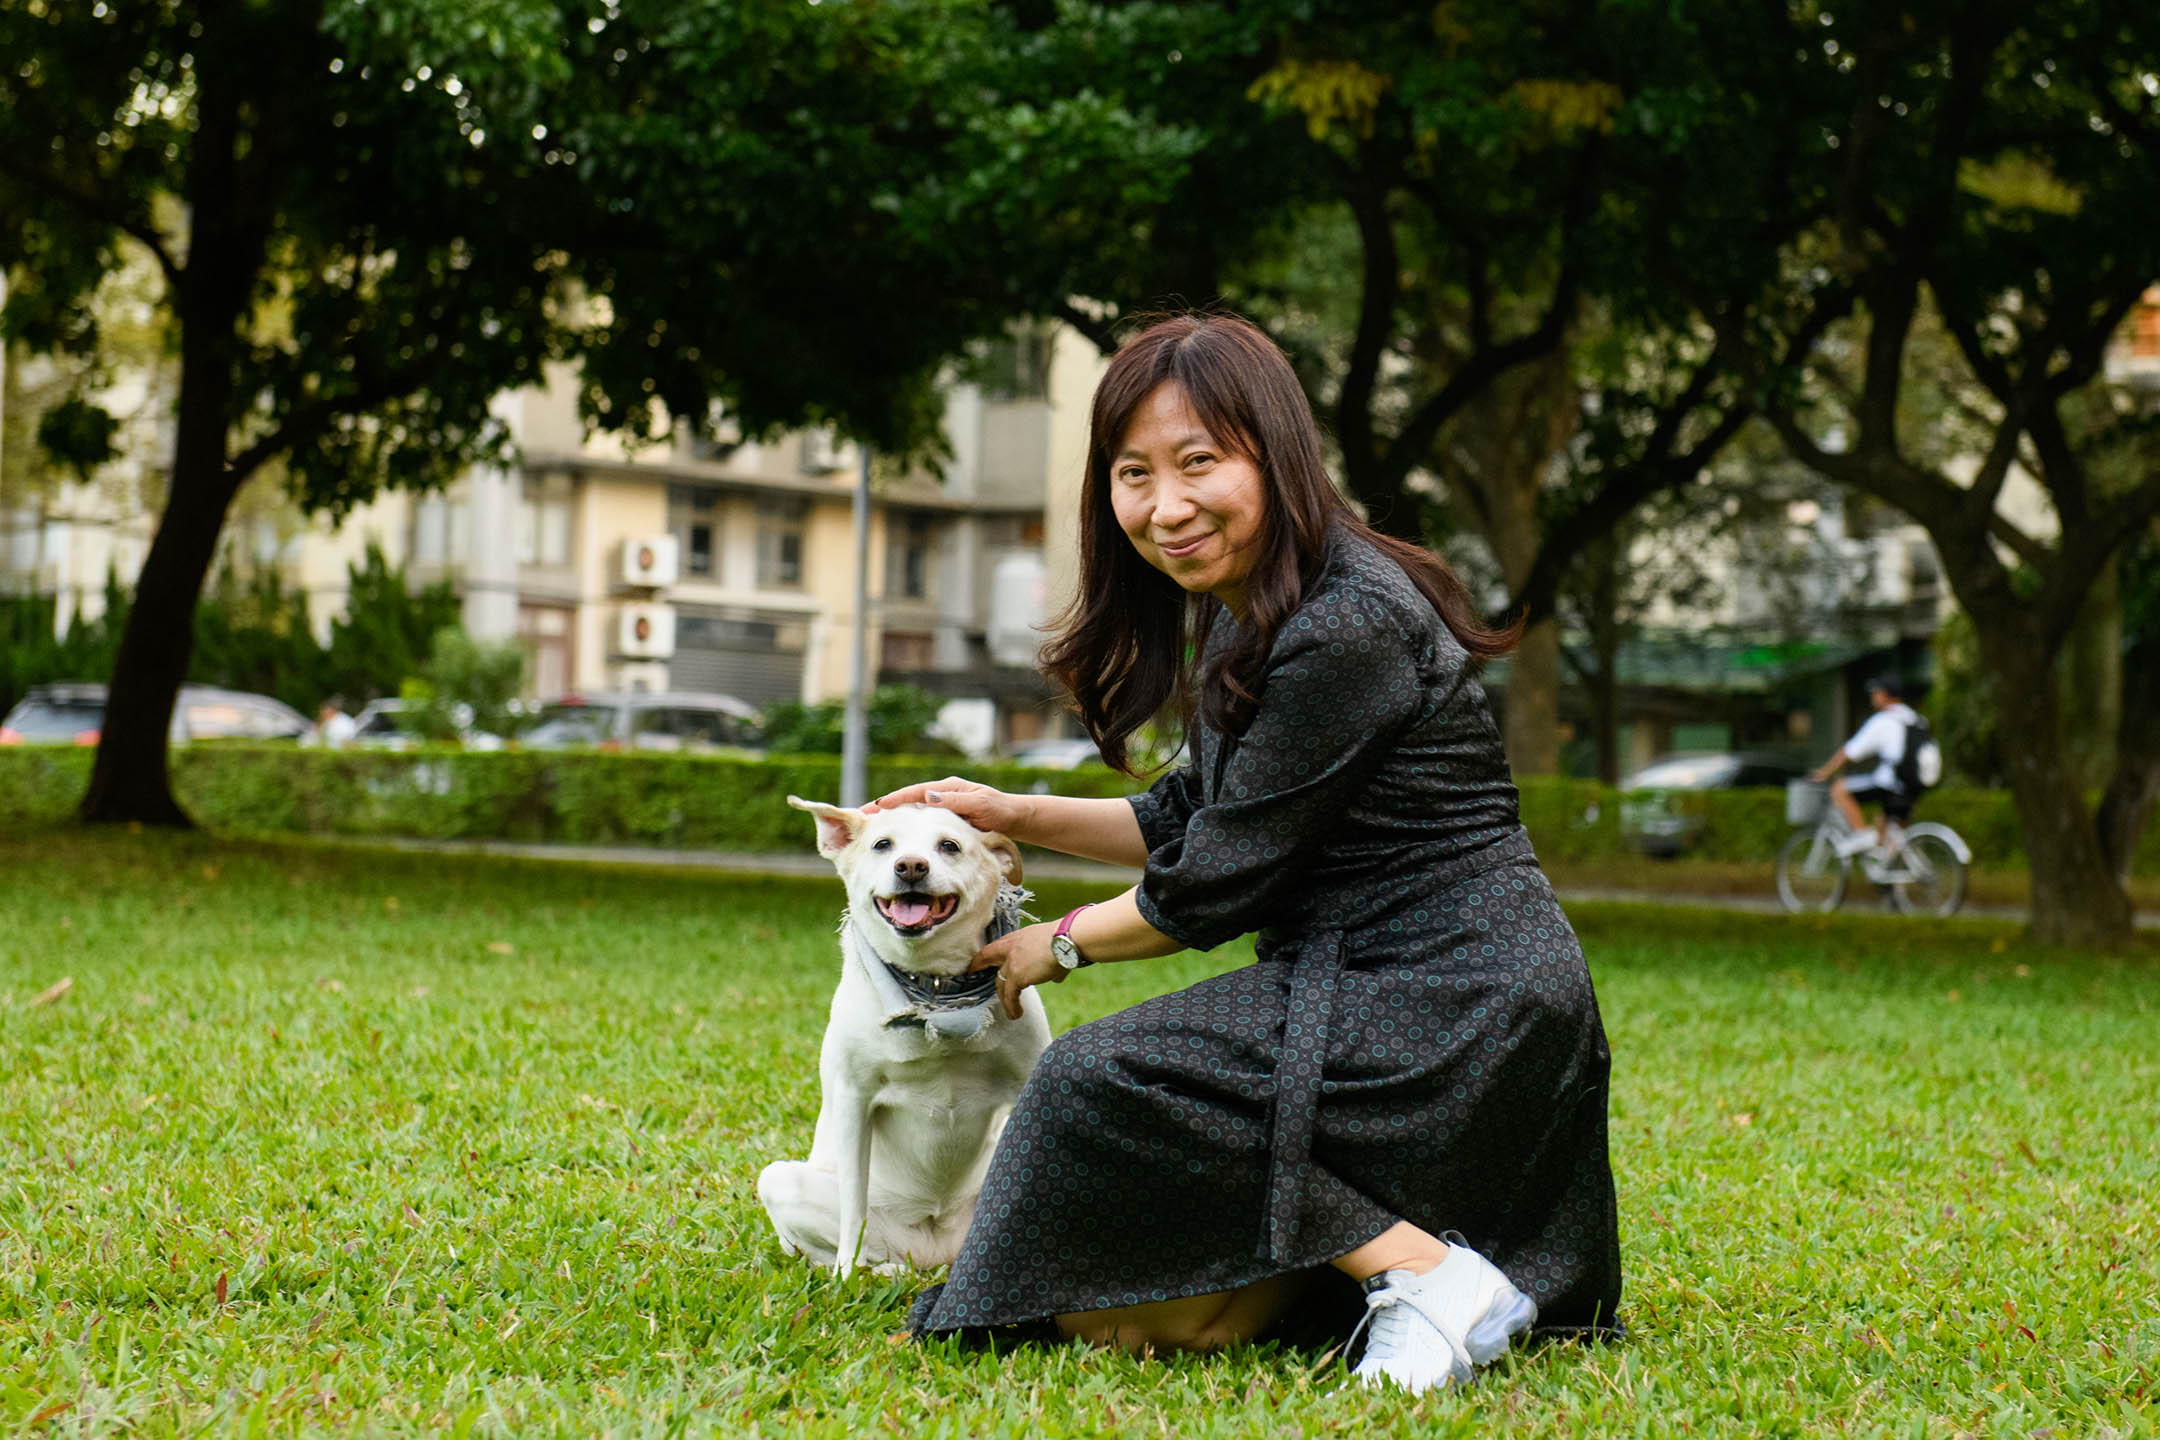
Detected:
left=866, top=776, right=1032, bottom=837
left=969, top=921, right=1066, bottom=1019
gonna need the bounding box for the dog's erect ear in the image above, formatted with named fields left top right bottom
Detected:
left=981, top=832, right=1023, bottom=887
left=786, top=795, right=864, bottom=858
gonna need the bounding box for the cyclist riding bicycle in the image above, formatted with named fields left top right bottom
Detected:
left=1808, top=674, right=1922, bottom=857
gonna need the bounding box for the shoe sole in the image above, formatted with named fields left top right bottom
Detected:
left=1462, top=1285, right=1538, bottom=1365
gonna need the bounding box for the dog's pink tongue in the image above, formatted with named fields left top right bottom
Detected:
left=889, top=898, right=934, bottom=927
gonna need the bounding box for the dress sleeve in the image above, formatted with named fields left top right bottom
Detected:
left=1127, top=763, right=1203, bottom=853
left=1134, top=591, right=1429, bottom=951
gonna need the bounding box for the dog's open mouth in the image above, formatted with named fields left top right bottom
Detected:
left=875, top=891, right=960, bottom=934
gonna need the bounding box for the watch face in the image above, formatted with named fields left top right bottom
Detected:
left=1052, top=935, right=1080, bottom=969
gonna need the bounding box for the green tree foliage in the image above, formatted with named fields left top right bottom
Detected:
left=406, top=627, right=526, bottom=743
left=0, top=573, right=128, bottom=716
left=1744, top=2, right=2160, bottom=945
left=0, top=0, right=1195, bottom=825
left=188, top=566, right=329, bottom=715
left=322, top=545, right=462, bottom=712
left=762, top=685, right=956, bottom=757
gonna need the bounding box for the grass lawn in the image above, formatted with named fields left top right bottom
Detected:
left=2, top=829, right=2155, bottom=1438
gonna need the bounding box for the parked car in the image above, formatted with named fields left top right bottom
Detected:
left=519, top=691, right=764, bottom=753
left=0, top=682, right=311, bottom=747
left=1005, top=737, right=1108, bottom=769
left=1618, top=750, right=1807, bottom=857
left=345, top=698, right=505, bottom=751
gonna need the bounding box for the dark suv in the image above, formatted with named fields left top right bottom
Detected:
left=1618, top=751, right=1807, bottom=856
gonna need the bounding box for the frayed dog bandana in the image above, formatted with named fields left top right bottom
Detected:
left=847, top=881, right=1032, bottom=1040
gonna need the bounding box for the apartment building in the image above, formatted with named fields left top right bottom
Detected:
left=1, top=325, right=1107, bottom=752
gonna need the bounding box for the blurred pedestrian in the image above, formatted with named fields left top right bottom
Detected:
left=310, top=697, right=358, bottom=749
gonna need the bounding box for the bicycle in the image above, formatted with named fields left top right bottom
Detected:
left=1774, top=780, right=1971, bottom=916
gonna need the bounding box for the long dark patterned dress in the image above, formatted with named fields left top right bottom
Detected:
left=917, top=526, right=1623, bottom=1341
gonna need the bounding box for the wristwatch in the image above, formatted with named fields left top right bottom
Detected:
left=1051, top=904, right=1096, bottom=972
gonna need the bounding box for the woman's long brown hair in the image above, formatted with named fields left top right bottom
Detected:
left=1041, top=312, right=1519, bottom=775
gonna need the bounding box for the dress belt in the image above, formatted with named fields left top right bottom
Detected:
left=1248, top=828, right=1540, bottom=1263
left=1257, top=927, right=1345, bottom=1265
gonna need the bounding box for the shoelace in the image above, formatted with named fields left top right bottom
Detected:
left=1346, top=1280, right=1469, bottom=1382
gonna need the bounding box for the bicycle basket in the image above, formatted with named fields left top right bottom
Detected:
left=1786, top=779, right=1829, bottom=826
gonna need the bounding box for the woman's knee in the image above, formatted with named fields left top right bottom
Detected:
left=1030, top=1030, right=1114, bottom=1097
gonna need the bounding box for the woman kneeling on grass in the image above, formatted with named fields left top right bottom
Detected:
left=871, top=313, right=1622, bottom=1393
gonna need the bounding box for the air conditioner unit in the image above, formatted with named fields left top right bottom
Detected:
left=799, top=428, right=848, bottom=475
left=619, top=535, right=680, bottom=588
left=616, top=661, right=671, bottom=694
left=617, top=603, right=676, bottom=659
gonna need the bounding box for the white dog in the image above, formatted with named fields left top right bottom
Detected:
left=758, top=797, right=1051, bottom=1276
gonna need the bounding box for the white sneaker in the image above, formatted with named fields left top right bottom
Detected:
left=1349, top=1243, right=1538, bottom=1394
left=1834, top=830, right=1882, bottom=858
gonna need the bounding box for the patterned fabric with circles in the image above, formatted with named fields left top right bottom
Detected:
left=921, top=524, right=1622, bottom=1339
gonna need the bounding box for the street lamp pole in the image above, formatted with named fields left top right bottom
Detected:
left=840, top=441, right=872, bottom=808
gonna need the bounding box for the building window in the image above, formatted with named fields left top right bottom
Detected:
left=412, top=494, right=468, bottom=565
left=885, top=511, right=932, bottom=600
left=517, top=473, right=574, bottom=568
left=880, top=630, right=935, bottom=672
left=517, top=603, right=575, bottom=699
left=978, top=324, right=1054, bottom=401
left=668, top=483, right=718, bottom=579
left=756, top=497, right=807, bottom=588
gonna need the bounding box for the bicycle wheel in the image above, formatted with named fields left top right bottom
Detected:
left=1776, top=829, right=1848, bottom=913
left=1889, top=830, right=1967, bottom=917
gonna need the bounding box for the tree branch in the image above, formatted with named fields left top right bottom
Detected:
left=1370, top=141, right=1600, bottom=499
left=1850, top=22, right=2001, bottom=458
left=2044, top=473, right=2160, bottom=643
left=2023, top=400, right=2088, bottom=528
left=0, top=151, right=184, bottom=293
left=1986, top=510, right=2051, bottom=571
left=1510, top=379, right=1750, bottom=626
left=1054, top=299, right=1119, bottom=357
left=1962, top=398, right=2028, bottom=521
left=224, top=352, right=456, bottom=485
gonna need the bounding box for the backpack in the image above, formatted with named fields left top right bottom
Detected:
left=1895, top=714, right=1942, bottom=793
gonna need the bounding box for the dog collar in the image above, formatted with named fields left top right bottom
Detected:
left=844, top=881, right=1032, bottom=1040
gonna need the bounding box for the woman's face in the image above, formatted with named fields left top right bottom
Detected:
left=1109, top=382, right=1268, bottom=616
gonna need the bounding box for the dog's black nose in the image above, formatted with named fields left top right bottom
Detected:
left=893, top=856, right=930, bottom=885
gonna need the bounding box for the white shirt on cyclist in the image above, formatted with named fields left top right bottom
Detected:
left=1844, top=702, right=1917, bottom=790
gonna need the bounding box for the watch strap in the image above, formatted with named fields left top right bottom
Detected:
left=1054, top=903, right=1096, bottom=969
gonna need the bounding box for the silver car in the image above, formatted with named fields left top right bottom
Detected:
left=519, top=690, right=764, bottom=752
left=1, top=682, right=309, bottom=746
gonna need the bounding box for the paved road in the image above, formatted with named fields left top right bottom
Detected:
left=323, top=834, right=2157, bottom=928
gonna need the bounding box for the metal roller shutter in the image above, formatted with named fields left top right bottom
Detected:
left=671, top=606, right=808, bottom=707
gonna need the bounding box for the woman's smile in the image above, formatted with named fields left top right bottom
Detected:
left=1156, top=532, right=1214, bottom=559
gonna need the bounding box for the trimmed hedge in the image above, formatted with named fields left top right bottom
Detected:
left=2, top=747, right=2153, bottom=875
left=0, top=746, right=1142, bottom=852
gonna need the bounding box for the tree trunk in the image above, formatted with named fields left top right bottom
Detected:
left=2057, top=558, right=2120, bottom=792
left=1589, top=540, right=1622, bottom=785
left=2096, top=626, right=2160, bottom=888
left=1505, top=617, right=1563, bottom=776
left=76, top=347, right=242, bottom=825
left=1982, top=629, right=2135, bottom=945
left=1473, top=349, right=1578, bottom=775
left=78, top=66, right=255, bottom=827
